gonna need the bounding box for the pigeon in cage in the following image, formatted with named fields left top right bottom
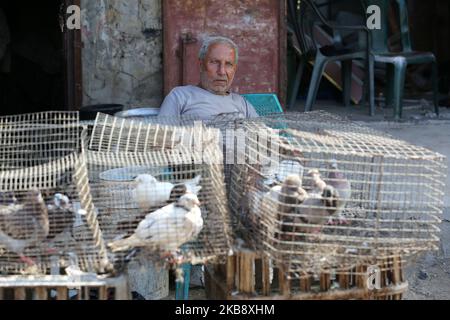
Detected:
left=47, top=193, right=76, bottom=238
left=277, top=175, right=308, bottom=236
left=0, top=188, right=50, bottom=265
left=259, top=160, right=304, bottom=187
left=107, top=192, right=203, bottom=255
left=294, top=179, right=340, bottom=234
left=133, top=174, right=202, bottom=211
left=324, top=159, right=351, bottom=225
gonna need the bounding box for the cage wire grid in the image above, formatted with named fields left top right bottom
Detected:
left=221, top=111, right=447, bottom=278
left=86, top=114, right=233, bottom=269
left=0, top=112, right=112, bottom=276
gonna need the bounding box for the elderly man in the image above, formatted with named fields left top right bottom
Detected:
left=158, top=36, right=258, bottom=120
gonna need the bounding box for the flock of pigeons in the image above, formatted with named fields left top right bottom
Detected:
left=0, top=173, right=204, bottom=268
left=0, top=159, right=351, bottom=268
left=255, top=159, right=351, bottom=237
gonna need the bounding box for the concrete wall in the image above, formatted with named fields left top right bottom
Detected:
left=80, top=0, right=163, bottom=109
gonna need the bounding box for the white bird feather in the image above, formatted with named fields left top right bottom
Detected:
left=108, top=193, right=203, bottom=253
left=133, top=174, right=202, bottom=211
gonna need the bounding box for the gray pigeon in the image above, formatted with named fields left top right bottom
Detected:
left=325, top=159, right=351, bottom=224
left=0, top=188, right=49, bottom=265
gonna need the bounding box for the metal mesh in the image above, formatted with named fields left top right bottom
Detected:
left=0, top=112, right=112, bottom=275
left=227, top=111, right=446, bottom=276
left=87, top=114, right=233, bottom=269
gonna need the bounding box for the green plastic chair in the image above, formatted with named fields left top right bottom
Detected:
left=241, top=93, right=284, bottom=115
left=363, top=0, right=439, bottom=119
left=288, top=0, right=372, bottom=113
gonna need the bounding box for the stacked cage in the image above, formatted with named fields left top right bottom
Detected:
left=86, top=113, right=233, bottom=271
left=221, top=111, right=446, bottom=297
left=0, top=112, right=112, bottom=277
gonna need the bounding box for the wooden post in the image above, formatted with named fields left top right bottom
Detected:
left=320, top=273, right=331, bottom=292
left=99, top=287, right=107, bottom=300
left=226, top=255, right=236, bottom=294
left=56, top=287, right=67, bottom=300
left=114, top=277, right=131, bottom=300
left=392, top=256, right=402, bottom=300
left=262, top=257, right=271, bottom=296
left=278, top=265, right=290, bottom=296
left=35, top=287, right=48, bottom=300
left=338, top=270, right=350, bottom=289
left=299, top=272, right=311, bottom=292
left=238, top=252, right=255, bottom=294
left=14, top=287, right=26, bottom=300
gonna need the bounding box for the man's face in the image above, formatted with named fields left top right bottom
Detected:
left=199, top=43, right=237, bottom=95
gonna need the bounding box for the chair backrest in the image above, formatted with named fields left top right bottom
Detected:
left=363, top=0, right=412, bottom=53
left=241, top=93, right=283, bottom=116
left=290, top=0, right=367, bottom=56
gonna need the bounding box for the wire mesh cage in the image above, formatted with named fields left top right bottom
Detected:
left=86, top=114, right=233, bottom=271
left=0, top=112, right=112, bottom=276
left=226, top=111, right=446, bottom=278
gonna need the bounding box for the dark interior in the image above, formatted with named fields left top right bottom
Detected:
left=0, top=1, right=65, bottom=115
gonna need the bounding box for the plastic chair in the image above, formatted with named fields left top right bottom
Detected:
left=362, top=0, right=439, bottom=119
left=241, top=93, right=284, bottom=115
left=287, top=0, right=372, bottom=113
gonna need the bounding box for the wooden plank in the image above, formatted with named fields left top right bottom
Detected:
left=299, top=273, right=311, bottom=292
left=278, top=265, right=290, bottom=296
left=0, top=275, right=111, bottom=287
left=14, top=288, right=26, bottom=300
left=226, top=255, right=235, bottom=294
left=107, top=275, right=130, bottom=300
left=84, top=287, right=90, bottom=300
left=238, top=252, right=255, bottom=294
left=320, top=273, right=331, bottom=292
left=261, top=257, right=271, bottom=296
left=338, top=270, right=350, bottom=290
left=231, top=282, right=409, bottom=300
left=34, top=287, right=48, bottom=300
left=392, top=256, right=402, bottom=300
left=204, top=266, right=228, bottom=300
left=99, top=287, right=107, bottom=300
left=56, top=288, right=67, bottom=300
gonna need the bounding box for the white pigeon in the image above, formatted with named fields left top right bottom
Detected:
left=108, top=193, right=203, bottom=253
left=133, top=174, right=202, bottom=211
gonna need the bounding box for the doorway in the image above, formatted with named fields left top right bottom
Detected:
left=0, top=0, right=81, bottom=115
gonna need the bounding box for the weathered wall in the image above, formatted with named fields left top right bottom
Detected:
left=80, top=0, right=163, bottom=109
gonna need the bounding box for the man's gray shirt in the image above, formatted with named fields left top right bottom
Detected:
left=158, top=85, right=258, bottom=120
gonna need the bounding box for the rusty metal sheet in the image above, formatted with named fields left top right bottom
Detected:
left=163, top=0, right=287, bottom=106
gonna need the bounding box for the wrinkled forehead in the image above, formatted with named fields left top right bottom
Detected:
left=205, top=43, right=236, bottom=61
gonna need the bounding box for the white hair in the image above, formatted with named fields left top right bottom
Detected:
left=198, top=36, right=239, bottom=64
